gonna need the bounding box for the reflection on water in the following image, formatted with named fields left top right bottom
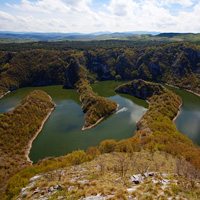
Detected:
left=116, top=107, right=128, bottom=114
left=0, top=82, right=147, bottom=163
left=1, top=81, right=199, bottom=162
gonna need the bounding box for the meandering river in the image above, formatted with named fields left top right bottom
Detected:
left=0, top=81, right=199, bottom=163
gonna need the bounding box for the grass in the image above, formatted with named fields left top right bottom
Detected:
left=9, top=151, right=200, bottom=200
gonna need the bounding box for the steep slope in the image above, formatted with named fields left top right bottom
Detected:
left=0, top=90, right=55, bottom=194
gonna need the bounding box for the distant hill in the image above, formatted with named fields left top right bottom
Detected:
left=0, top=31, right=160, bottom=42
left=157, top=33, right=192, bottom=38
left=1, top=31, right=200, bottom=43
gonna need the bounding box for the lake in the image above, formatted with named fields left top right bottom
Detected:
left=0, top=81, right=199, bottom=163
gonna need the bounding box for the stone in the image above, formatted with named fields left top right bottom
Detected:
left=130, top=174, right=143, bottom=184
left=30, top=175, right=42, bottom=183
left=82, top=195, right=106, bottom=200
left=21, top=190, right=29, bottom=197
left=58, top=196, right=65, bottom=200
left=78, top=180, right=89, bottom=184
left=32, top=188, right=40, bottom=195
left=54, top=184, right=63, bottom=190
left=148, top=172, right=154, bottom=176
left=68, top=186, right=78, bottom=192
left=143, top=173, right=149, bottom=178
left=127, top=185, right=140, bottom=193
left=41, top=190, right=46, bottom=195
left=48, top=186, right=55, bottom=192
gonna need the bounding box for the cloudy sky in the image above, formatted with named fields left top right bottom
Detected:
left=0, top=0, right=200, bottom=33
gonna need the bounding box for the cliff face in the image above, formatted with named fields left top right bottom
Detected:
left=85, top=44, right=200, bottom=94
left=115, top=79, right=165, bottom=99
left=64, top=60, right=81, bottom=89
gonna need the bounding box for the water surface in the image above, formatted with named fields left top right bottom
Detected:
left=0, top=82, right=147, bottom=163
left=1, top=82, right=199, bottom=163
left=165, top=85, right=200, bottom=145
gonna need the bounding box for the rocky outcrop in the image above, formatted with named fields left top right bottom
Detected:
left=115, top=79, right=182, bottom=137
left=64, top=60, right=82, bottom=89
left=115, top=79, right=165, bottom=100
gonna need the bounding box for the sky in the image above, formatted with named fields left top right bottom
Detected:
left=0, top=0, right=200, bottom=33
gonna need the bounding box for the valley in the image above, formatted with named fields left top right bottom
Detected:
left=0, top=40, right=200, bottom=199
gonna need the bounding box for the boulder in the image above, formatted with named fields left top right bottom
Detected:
left=130, top=174, right=143, bottom=184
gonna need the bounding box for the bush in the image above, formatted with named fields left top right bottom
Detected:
left=86, top=147, right=100, bottom=161
left=115, top=139, right=133, bottom=153
left=99, top=139, right=116, bottom=153
left=66, top=150, right=86, bottom=165
left=5, top=174, right=29, bottom=199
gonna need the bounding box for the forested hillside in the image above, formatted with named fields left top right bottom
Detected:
left=0, top=90, right=55, bottom=195
left=0, top=42, right=199, bottom=97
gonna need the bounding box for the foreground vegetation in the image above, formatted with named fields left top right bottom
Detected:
left=3, top=152, right=185, bottom=199
left=4, top=147, right=200, bottom=199
left=0, top=90, right=55, bottom=197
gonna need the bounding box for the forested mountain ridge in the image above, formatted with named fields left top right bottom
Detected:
left=0, top=42, right=199, bottom=97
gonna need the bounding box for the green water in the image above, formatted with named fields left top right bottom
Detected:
left=165, top=85, right=200, bottom=145
left=0, top=81, right=147, bottom=163
left=1, top=81, right=199, bottom=163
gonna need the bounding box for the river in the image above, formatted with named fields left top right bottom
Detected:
left=0, top=81, right=199, bottom=163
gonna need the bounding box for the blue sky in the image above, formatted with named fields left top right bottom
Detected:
left=0, top=0, right=200, bottom=33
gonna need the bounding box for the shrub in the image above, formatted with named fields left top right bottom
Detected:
left=99, top=139, right=116, bottom=153
left=86, top=147, right=100, bottom=161
left=115, top=139, right=133, bottom=153
left=66, top=150, right=86, bottom=165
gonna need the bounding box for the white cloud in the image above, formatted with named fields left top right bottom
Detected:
left=144, top=0, right=193, bottom=7
left=6, top=0, right=70, bottom=13
left=107, top=0, right=139, bottom=17
left=6, top=0, right=93, bottom=13
left=0, top=11, right=15, bottom=21
left=0, top=0, right=200, bottom=33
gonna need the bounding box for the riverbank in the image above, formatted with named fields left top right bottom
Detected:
left=0, top=91, right=10, bottom=99
left=25, top=106, right=56, bottom=164
left=82, top=104, right=119, bottom=130
left=173, top=101, right=183, bottom=122
left=165, top=83, right=200, bottom=97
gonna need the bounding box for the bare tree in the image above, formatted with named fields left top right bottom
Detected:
left=114, top=153, right=131, bottom=178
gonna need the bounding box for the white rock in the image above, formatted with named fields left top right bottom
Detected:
left=127, top=185, right=140, bottom=193
left=82, top=195, right=106, bottom=200
left=58, top=196, right=65, bottom=200
left=151, top=178, right=158, bottom=184
left=78, top=180, right=89, bottom=184
left=48, top=186, right=55, bottom=192
left=30, top=175, right=42, bottom=183
left=130, top=174, right=143, bottom=184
